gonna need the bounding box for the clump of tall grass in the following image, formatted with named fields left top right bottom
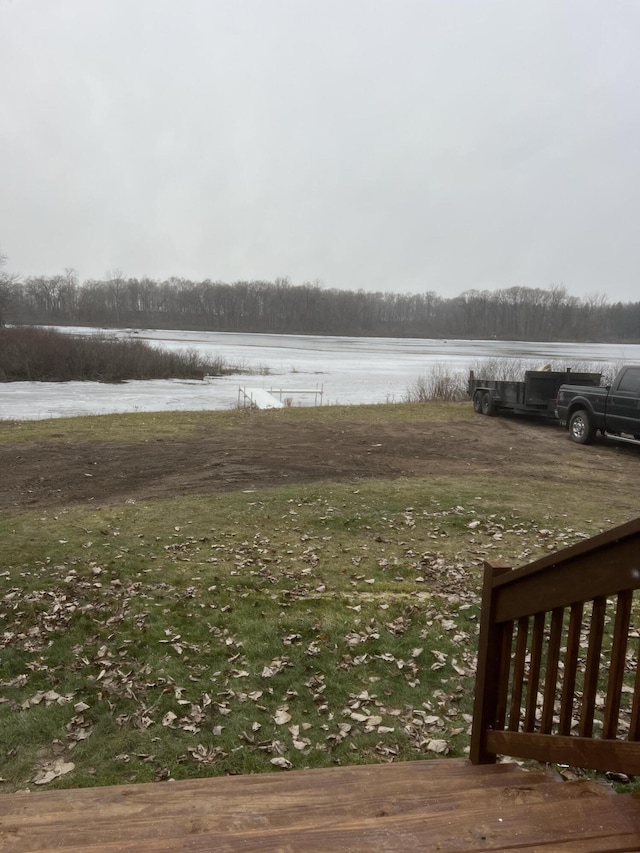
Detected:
left=405, top=364, right=467, bottom=402
left=0, top=326, right=241, bottom=382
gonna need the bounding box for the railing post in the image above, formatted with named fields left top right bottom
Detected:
left=470, top=560, right=512, bottom=764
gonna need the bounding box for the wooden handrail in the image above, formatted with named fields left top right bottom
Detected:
left=470, top=517, right=640, bottom=773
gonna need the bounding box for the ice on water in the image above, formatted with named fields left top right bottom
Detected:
left=2, top=327, right=639, bottom=421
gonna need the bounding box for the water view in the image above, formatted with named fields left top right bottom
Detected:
left=2, top=327, right=640, bottom=421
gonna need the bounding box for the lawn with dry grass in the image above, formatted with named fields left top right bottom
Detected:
left=1, top=403, right=639, bottom=792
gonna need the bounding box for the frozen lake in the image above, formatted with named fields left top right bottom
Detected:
left=2, top=327, right=640, bottom=421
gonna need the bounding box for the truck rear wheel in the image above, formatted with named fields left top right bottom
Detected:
left=473, top=390, right=483, bottom=413
left=569, top=409, right=596, bottom=445
left=481, top=392, right=494, bottom=416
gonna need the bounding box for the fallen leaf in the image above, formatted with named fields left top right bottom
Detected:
left=33, top=759, right=75, bottom=785
left=270, top=757, right=292, bottom=770
left=274, top=707, right=292, bottom=725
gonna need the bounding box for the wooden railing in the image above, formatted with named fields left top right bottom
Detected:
left=470, top=517, right=640, bottom=774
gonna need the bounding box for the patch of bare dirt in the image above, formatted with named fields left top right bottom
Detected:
left=2, top=413, right=639, bottom=510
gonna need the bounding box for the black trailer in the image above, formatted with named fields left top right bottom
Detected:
left=468, top=369, right=602, bottom=418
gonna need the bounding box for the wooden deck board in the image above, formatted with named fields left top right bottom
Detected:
left=1, top=759, right=639, bottom=852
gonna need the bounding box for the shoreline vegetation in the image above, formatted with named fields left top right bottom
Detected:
left=0, top=327, right=620, bottom=399
left=0, top=326, right=242, bottom=383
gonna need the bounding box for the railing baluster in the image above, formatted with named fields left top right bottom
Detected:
left=580, top=596, right=606, bottom=739
left=541, top=607, right=564, bottom=734
left=629, top=635, right=640, bottom=742
left=524, top=612, right=545, bottom=732
left=509, top=616, right=529, bottom=731
left=559, top=602, right=583, bottom=736
left=495, top=621, right=514, bottom=730
left=603, top=590, right=633, bottom=740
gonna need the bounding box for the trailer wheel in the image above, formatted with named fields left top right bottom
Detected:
left=569, top=409, right=596, bottom=445
left=481, top=392, right=494, bottom=416
left=473, top=390, right=483, bottom=413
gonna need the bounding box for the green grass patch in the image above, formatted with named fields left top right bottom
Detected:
left=1, top=467, right=635, bottom=791
left=0, top=401, right=474, bottom=444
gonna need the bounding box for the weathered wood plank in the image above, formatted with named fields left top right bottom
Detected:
left=177, top=795, right=640, bottom=853
left=0, top=762, right=549, bottom=850
left=510, top=832, right=640, bottom=853
left=1, top=765, right=551, bottom=846
left=0, top=760, right=525, bottom=819
left=486, top=729, right=640, bottom=774
left=14, top=826, right=640, bottom=853
left=494, top=538, right=640, bottom=623
left=0, top=762, right=544, bottom=852
left=2, top=769, right=638, bottom=853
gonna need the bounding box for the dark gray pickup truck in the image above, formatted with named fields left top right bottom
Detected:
left=555, top=365, right=640, bottom=446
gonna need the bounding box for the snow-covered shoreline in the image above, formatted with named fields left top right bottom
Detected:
left=2, top=328, right=640, bottom=421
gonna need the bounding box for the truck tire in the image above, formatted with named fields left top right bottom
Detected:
left=473, top=390, right=483, bottom=413
left=569, top=409, right=596, bottom=445
left=481, top=392, right=495, bottom=416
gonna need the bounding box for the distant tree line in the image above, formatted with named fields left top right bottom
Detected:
left=1, top=265, right=639, bottom=342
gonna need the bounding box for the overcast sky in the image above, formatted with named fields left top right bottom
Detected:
left=1, top=1, right=639, bottom=302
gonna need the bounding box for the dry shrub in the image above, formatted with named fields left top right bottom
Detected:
left=0, top=326, right=233, bottom=382
left=406, top=364, right=467, bottom=402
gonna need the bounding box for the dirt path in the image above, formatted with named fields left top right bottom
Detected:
left=2, top=413, right=639, bottom=510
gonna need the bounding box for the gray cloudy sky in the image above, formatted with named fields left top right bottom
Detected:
left=1, top=0, right=639, bottom=301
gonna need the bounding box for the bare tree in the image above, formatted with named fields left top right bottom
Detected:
left=0, top=249, right=20, bottom=326
left=105, top=268, right=126, bottom=326
left=6, top=266, right=636, bottom=342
